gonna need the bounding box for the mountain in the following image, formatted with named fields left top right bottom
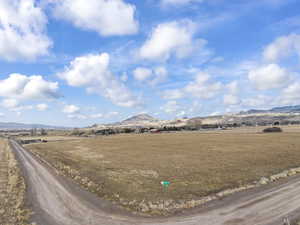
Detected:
left=91, top=105, right=300, bottom=130
left=120, top=114, right=159, bottom=125
left=0, top=122, right=68, bottom=130
left=270, top=105, right=300, bottom=113
left=242, top=105, right=300, bottom=114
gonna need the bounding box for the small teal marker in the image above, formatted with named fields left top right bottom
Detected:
left=161, top=181, right=170, bottom=188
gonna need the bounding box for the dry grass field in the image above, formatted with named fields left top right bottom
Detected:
left=26, top=126, right=300, bottom=214
left=19, top=135, right=83, bottom=141
left=0, top=139, right=30, bottom=224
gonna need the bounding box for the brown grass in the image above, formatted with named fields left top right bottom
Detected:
left=0, top=139, right=31, bottom=225
left=26, top=127, right=300, bottom=215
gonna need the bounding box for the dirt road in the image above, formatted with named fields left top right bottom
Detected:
left=11, top=139, right=300, bottom=225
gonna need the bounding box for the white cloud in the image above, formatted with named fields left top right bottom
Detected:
left=63, top=104, right=80, bottom=114
left=263, top=34, right=300, bottom=62
left=139, top=20, right=206, bottom=61
left=90, top=113, right=103, bottom=119
left=36, top=103, right=48, bottom=111
left=176, top=110, right=187, bottom=117
left=278, top=82, right=300, bottom=105
left=133, top=67, right=152, bottom=81
left=0, top=0, right=52, bottom=61
left=162, top=89, right=184, bottom=100
left=107, top=111, right=119, bottom=117
left=133, top=66, right=168, bottom=85
left=67, top=114, right=87, bottom=120
left=150, top=67, right=168, bottom=85
left=223, top=94, right=240, bottom=105
left=1, top=99, right=34, bottom=113
left=184, top=72, right=222, bottom=99
left=162, top=100, right=180, bottom=114
left=0, top=73, right=60, bottom=100
left=248, top=64, right=291, bottom=90
left=1, top=99, right=19, bottom=109
left=226, top=81, right=239, bottom=95
left=163, top=71, right=221, bottom=100
left=223, top=81, right=240, bottom=105
left=51, top=0, right=138, bottom=36
left=58, top=53, right=141, bottom=107
left=242, top=95, right=273, bottom=108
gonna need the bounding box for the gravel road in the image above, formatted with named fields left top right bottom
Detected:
left=10, top=139, right=300, bottom=225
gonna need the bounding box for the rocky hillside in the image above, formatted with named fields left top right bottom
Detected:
left=120, top=114, right=159, bottom=125
left=116, top=114, right=160, bottom=126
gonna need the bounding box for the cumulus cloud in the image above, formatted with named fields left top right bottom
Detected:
left=162, top=89, right=184, bottom=100
left=36, top=103, right=48, bottom=111
left=263, top=34, right=300, bottom=62
left=139, top=20, right=206, bottom=61
left=226, top=81, right=239, bottom=95
left=133, top=66, right=168, bottom=85
left=248, top=64, right=291, bottom=90
left=1, top=98, right=34, bottom=113
left=58, top=53, right=141, bottom=107
left=50, top=0, right=138, bottom=36
left=151, top=67, right=168, bottom=85
left=163, top=71, right=221, bottom=100
left=278, top=82, right=300, bottom=105
left=63, top=104, right=80, bottom=114
left=133, top=67, right=152, bottom=81
left=1, top=99, right=19, bottom=109
left=162, top=100, right=181, bottom=114
left=184, top=72, right=222, bottom=99
left=223, top=81, right=240, bottom=105
left=242, top=95, right=273, bottom=108
left=223, top=94, right=240, bottom=105
left=0, top=73, right=60, bottom=100
left=0, top=0, right=52, bottom=61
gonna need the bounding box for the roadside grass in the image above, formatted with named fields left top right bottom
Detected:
left=0, top=139, right=31, bottom=224
left=26, top=130, right=300, bottom=215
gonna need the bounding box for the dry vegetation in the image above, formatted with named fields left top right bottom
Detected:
left=19, top=135, right=83, bottom=141
left=0, top=139, right=31, bottom=225
left=26, top=126, right=300, bottom=215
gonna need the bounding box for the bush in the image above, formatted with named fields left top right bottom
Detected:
left=263, top=127, right=282, bottom=133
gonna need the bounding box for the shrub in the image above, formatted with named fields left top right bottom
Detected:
left=263, top=127, right=282, bottom=133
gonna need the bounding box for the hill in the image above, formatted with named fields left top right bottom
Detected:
left=120, top=113, right=159, bottom=125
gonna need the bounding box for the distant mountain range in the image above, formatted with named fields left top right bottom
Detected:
left=242, top=105, right=300, bottom=114
left=3, top=105, right=300, bottom=130
left=93, top=105, right=300, bottom=130
left=0, top=122, right=68, bottom=130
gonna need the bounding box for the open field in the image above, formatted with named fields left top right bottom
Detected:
left=0, top=139, right=30, bottom=224
left=26, top=126, right=300, bottom=215
left=18, top=135, right=84, bottom=141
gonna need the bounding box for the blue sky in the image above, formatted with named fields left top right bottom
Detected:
left=0, top=0, right=300, bottom=127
